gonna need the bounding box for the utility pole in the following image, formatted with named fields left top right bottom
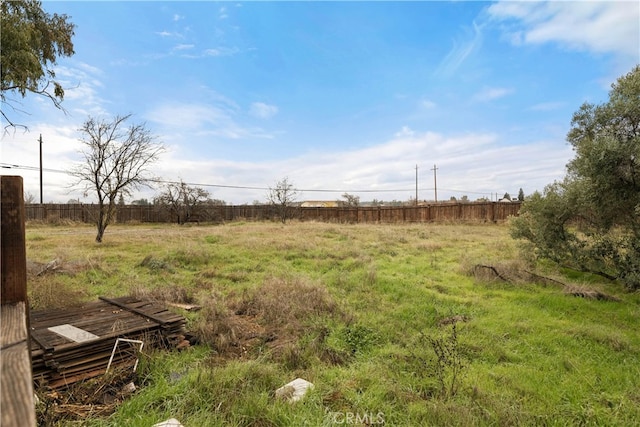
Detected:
left=39, top=134, right=43, bottom=204
left=431, top=164, right=438, bottom=202
left=415, top=164, right=418, bottom=205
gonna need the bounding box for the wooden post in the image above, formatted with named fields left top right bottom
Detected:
left=1, top=175, right=36, bottom=426
left=1, top=176, right=27, bottom=304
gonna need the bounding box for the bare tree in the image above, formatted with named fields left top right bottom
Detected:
left=24, top=191, right=36, bottom=204
left=267, top=177, right=299, bottom=224
left=71, top=114, right=163, bottom=242
left=341, top=192, right=360, bottom=207
left=155, top=180, right=210, bottom=224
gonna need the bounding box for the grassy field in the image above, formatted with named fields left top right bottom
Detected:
left=26, top=221, right=640, bottom=426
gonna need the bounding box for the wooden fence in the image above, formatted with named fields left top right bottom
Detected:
left=25, top=202, right=522, bottom=224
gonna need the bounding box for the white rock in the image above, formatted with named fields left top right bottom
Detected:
left=275, top=378, right=314, bottom=403
left=152, top=418, right=183, bottom=427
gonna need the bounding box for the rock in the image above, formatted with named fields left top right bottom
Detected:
left=152, top=418, right=183, bottom=427
left=275, top=378, right=314, bottom=403
left=121, top=382, right=136, bottom=395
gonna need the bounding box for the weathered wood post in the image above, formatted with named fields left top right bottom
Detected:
left=2, top=176, right=27, bottom=304
left=1, top=175, right=36, bottom=426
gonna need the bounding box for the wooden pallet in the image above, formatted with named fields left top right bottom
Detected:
left=30, top=296, right=188, bottom=389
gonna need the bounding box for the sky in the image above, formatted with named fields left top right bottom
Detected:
left=2, top=1, right=639, bottom=204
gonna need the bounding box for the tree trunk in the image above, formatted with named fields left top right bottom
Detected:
left=95, top=227, right=105, bottom=243
left=95, top=201, right=107, bottom=243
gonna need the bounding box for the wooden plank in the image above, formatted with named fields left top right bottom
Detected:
left=1, top=302, right=36, bottom=427
left=166, top=302, right=202, bottom=311
left=99, top=296, right=171, bottom=325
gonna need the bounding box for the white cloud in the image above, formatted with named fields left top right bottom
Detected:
left=145, top=102, right=275, bottom=142
left=173, top=44, right=194, bottom=51
left=202, top=46, right=239, bottom=57
left=52, top=63, right=109, bottom=118
left=395, top=126, right=415, bottom=138
left=488, top=1, right=640, bottom=59
left=530, top=101, right=565, bottom=111
left=173, top=14, right=184, bottom=22
left=1, top=124, right=85, bottom=202
left=421, top=99, right=437, bottom=109
left=1, top=122, right=572, bottom=205
left=435, top=21, right=484, bottom=77
left=146, top=103, right=233, bottom=130
left=472, top=87, right=514, bottom=102
left=249, top=102, right=279, bottom=119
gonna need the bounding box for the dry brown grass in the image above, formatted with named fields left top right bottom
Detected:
left=35, top=365, right=137, bottom=425
left=192, top=275, right=350, bottom=366
left=130, top=284, right=195, bottom=305
left=27, top=258, right=88, bottom=310
left=192, top=290, right=259, bottom=358
left=234, top=275, right=343, bottom=331
left=563, top=285, right=621, bottom=301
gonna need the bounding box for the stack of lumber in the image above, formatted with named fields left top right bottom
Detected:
left=30, top=296, right=188, bottom=389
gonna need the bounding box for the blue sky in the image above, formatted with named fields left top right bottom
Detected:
left=2, top=1, right=639, bottom=204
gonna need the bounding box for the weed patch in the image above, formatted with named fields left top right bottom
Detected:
left=139, top=255, right=172, bottom=272
left=406, top=322, right=467, bottom=401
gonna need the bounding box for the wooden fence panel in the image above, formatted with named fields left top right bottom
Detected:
left=25, top=202, right=521, bottom=224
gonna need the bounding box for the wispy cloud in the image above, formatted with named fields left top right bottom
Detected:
left=54, top=63, right=109, bottom=117
left=472, top=87, right=513, bottom=102
left=173, top=44, right=194, bottom=51
left=530, top=101, right=565, bottom=112
left=435, top=21, right=483, bottom=78
left=202, top=46, right=240, bottom=57
left=145, top=102, right=275, bottom=142
left=249, top=102, right=278, bottom=119
left=421, top=99, right=437, bottom=109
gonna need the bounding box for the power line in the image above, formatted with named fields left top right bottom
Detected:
left=149, top=178, right=412, bottom=193
left=0, top=163, right=67, bottom=174
left=0, top=162, right=496, bottom=197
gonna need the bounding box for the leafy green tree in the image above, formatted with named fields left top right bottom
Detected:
left=511, top=65, right=640, bottom=289
left=517, top=188, right=525, bottom=201
left=1, top=0, right=75, bottom=130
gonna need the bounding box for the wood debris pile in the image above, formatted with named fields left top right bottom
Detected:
left=30, top=296, right=189, bottom=389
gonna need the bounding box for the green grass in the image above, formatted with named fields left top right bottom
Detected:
left=26, top=221, right=640, bottom=426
